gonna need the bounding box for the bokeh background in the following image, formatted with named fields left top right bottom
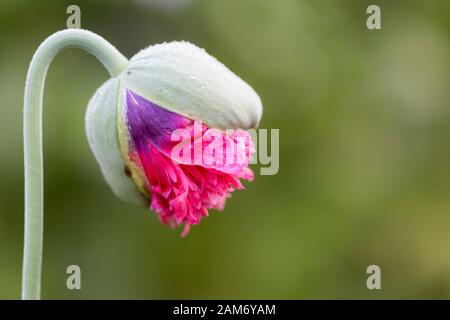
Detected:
left=1, top=0, right=449, bottom=299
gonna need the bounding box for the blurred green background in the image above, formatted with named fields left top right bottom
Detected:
left=1, top=0, right=449, bottom=299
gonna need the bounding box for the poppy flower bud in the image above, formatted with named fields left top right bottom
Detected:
left=86, top=41, right=263, bottom=235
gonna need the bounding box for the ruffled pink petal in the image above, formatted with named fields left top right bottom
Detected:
left=126, top=90, right=255, bottom=236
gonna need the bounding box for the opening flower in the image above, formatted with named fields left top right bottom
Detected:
left=23, top=29, right=263, bottom=299
left=86, top=41, right=263, bottom=235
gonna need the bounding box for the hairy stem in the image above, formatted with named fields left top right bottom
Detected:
left=22, top=29, right=127, bottom=300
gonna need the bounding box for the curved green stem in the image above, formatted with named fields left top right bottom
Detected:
left=22, top=29, right=127, bottom=300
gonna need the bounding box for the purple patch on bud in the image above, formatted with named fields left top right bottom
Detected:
left=125, top=90, right=191, bottom=153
